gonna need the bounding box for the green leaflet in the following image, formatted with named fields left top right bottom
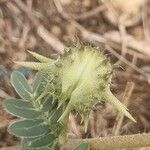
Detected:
left=22, top=147, right=51, bottom=150
left=48, top=106, right=63, bottom=125
left=41, top=95, right=56, bottom=112
left=22, top=136, right=58, bottom=150
left=32, top=71, right=55, bottom=103
left=8, top=119, right=49, bottom=137
left=22, top=139, right=51, bottom=150
left=32, top=72, right=45, bottom=94
left=25, top=133, right=56, bottom=148
left=22, top=146, right=52, bottom=150
left=73, top=143, right=90, bottom=150
left=32, top=72, right=51, bottom=97
left=11, top=71, right=33, bottom=101
left=3, top=99, right=41, bottom=119
left=48, top=106, right=64, bottom=135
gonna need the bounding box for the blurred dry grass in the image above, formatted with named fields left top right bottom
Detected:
left=0, top=0, right=150, bottom=149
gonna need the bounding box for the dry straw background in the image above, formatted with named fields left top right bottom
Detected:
left=0, top=0, right=150, bottom=149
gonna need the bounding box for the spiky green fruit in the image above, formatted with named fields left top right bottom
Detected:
left=15, top=45, right=136, bottom=130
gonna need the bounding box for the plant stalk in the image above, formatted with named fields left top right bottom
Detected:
left=63, top=133, right=150, bottom=150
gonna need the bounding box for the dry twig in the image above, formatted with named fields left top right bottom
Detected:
left=11, top=0, right=65, bottom=54
left=142, top=0, right=150, bottom=43
left=104, top=31, right=150, bottom=57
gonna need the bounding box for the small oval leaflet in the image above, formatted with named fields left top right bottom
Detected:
left=8, top=119, right=50, bottom=138
left=3, top=99, right=41, bottom=119
left=26, top=133, right=56, bottom=148
left=11, top=71, right=33, bottom=101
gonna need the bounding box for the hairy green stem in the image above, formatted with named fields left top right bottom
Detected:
left=63, top=133, right=150, bottom=150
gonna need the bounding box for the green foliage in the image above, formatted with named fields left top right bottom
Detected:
left=3, top=99, right=41, bottom=119
left=8, top=119, right=49, bottom=137
left=32, top=72, right=52, bottom=98
left=74, top=143, right=89, bottom=150
left=41, top=95, right=56, bottom=112
left=4, top=71, right=61, bottom=149
left=11, top=71, right=33, bottom=101
left=22, top=133, right=56, bottom=148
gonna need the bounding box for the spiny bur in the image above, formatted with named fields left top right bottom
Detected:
left=15, top=44, right=136, bottom=136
